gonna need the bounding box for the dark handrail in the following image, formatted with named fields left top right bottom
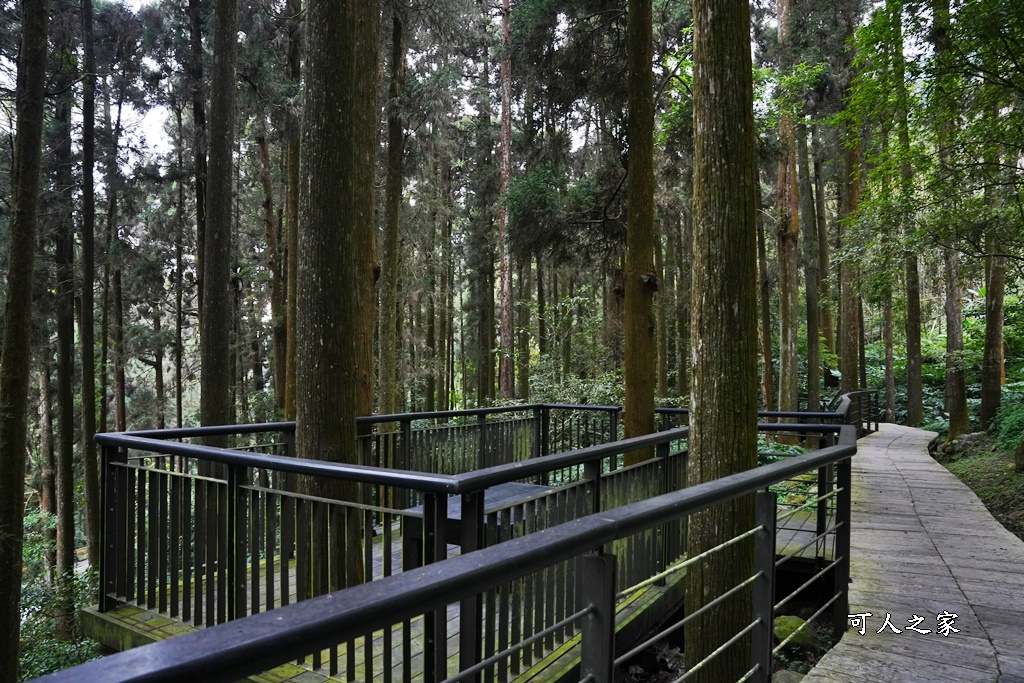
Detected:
left=45, top=425, right=857, bottom=683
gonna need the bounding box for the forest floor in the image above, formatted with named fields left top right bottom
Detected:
left=932, top=432, right=1024, bottom=542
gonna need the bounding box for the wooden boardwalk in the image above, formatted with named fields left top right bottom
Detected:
left=803, top=424, right=1024, bottom=683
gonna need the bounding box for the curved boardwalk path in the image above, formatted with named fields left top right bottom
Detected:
left=803, top=424, right=1024, bottom=683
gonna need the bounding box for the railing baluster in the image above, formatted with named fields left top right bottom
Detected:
left=833, top=455, right=852, bottom=635
left=751, top=490, right=777, bottom=683
left=580, top=552, right=616, bottom=683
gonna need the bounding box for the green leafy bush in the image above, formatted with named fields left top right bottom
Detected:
left=19, top=571, right=99, bottom=681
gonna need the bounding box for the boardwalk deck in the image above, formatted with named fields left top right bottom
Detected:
left=803, top=424, right=1024, bottom=683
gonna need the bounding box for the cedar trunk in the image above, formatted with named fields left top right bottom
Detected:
left=624, top=0, right=657, bottom=464
left=798, top=123, right=820, bottom=410
left=201, top=0, right=238, bottom=444
left=498, top=0, right=515, bottom=399
left=686, top=0, right=759, bottom=679
left=0, top=1, right=49, bottom=673
left=296, top=0, right=378, bottom=589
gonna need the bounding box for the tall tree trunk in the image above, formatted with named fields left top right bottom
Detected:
left=676, top=201, right=691, bottom=396
left=174, top=105, right=186, bottom=428
left=838, top=134, right=861, bottom=394
left=775, top=0, right=800, bottom=415
left=756, top=168, right=775, bottom=411
left=812, top=124, right=834, bottom=357
left=0, top=2, right=48, bottom=673
left=80, top=0, right=100, bottom=568
left=883, top=294, right=896, bottom=421
left=189, top=0, right=208, bottom=318
left=537, top=255, right=547, bottom=357
left=380, top=3, right=406, bottom=419
left=256, top=122, right=286, bottom=416
left=38, top=366, right=57, bottom=583
left=53, top=57, right=77, bottom=637
left=113, top=269, right=127, bottom=431
left=686, top=0, right=758, bottom=679
left=798, top=123, right=820, bottom=410
left=296, top=0, right=378, bottom=590
left=497, top=0, right=515, bottom=399
left=284, top=0, right=301, bottom=421
left=624, top=0, right=656, bottom=465
left=517, top=262, right=531, bottom=400
left=979, top=113, right=1006, bottom=429
left=153, top=306, right=166, bottom=429
left=201, top=0, right=238, bottom=444
left=655, top=224, right=668, bottom=399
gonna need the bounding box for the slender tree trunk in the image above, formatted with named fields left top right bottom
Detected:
left=838, top=133, right=861, bottom=394
left=113, top=269, right=127, bottom=431
left=0, top=3, right=49, bottom=673
left=517, top=262, right=531, bottom=400
left=201, top=0, right=238, bottom=443
left=497, top=0, right=515, bottom=399
left=686, top=0, right=759, bottom=677
left=756, top=169, right=775, bottom=411
left=537, top=255, right=547, bottom=357
left=380, top=4, right=406, bottom=418
left=38, top=366, right=57, bottom=583
left=174, top=105, right=186, bottom=428
left=255, top=122, right=286, bottom=415
left=80, top=0, right=100, bottom=567
left=775, top=0, right=799, bottom=415
left=284, top=0, right=301, bottom=421
left=944, top=251, right=970, bottom=439
left=655, top=224, right=668, bottom=399
left=798, top=123, right=820, bottom=410
left=980, top=244, right=1006, bottom=431
left=153, top=307, right=166, bottom=429
left=883, top=294, right=896, bottom=421
left=623, top=0, right=656, bottom=464
left=53, top=52, right=78, bottom=631
left=676, top=204, right=691, bottom=396
left=189, top=0, right=208, bottom=318
left=812, top=125, right=834, bottom=357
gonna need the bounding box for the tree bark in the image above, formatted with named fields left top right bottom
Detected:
left=284, top=0, right=301, bottom=421
left=756, top=169, right=775, bottom=411
left=624, top=0, right=656, bottom=464
left=498, top=0, right=515, bottom=400
left=686, top=0, right=759, bottom=678
left=775, top=0, right=799, bottom=415
left=256, top=122, right=286, bottom=416
left=838, top=133, right=861, bottom=394
left=0, top=2, right=49, bottom=673
left=201, top=0, right=238, bottom=441
left=798, top=123, right=820, bottom=410
left=296, top=0, right=378, bottom=590
left=189, top=0, right=208, bottom=318
left=812, top=125, right=834, bottom=357
left=380, top=3, right=406, bottom=418
left=54, top=66, right=78, bottom=624
left=80, top=0, right=100, bottom=568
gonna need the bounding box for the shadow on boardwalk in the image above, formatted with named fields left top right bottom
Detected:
left=803, top=424, right=1024, bottom=683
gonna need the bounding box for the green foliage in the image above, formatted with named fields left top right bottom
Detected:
left=21, top=510, right=55, bottom=582
left=992, top=392, right=1024, bottom=453
left=19, top=571, right=99, bottom=681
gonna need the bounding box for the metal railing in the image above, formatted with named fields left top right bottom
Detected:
left=46, top=421, right=857, bottom=683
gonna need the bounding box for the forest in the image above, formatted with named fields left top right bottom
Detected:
left=1, top=0, right=1023, bottom=679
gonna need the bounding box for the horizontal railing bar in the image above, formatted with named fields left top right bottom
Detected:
left=737, top=663, right=762, bottom=683
left=441, top=606, right=593, bottom=683
left=676, top=618, right=760, bottom=682
left=541, top=403, right=622, bottom=412
left=49, top=427, right=856, bottom=683
left=615, top=571, right=762, bottom=666
left=656, top=407, right=843, bottom=421
left=775, top=488, right=840, bottom=524
left=774, top=556, right=842, bottom=612
left=615, top=525, right=762, bottom=600
left=96, top=434, right=462, bottom=494
left=773, top=591, right=842, bottom=655
left=774, top=524, right=838, bottom=569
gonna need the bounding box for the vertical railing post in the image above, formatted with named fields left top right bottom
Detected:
left=226, top=464, right=247, bottom=621
left=833, top=456, right=852, bottom=636
left=100, top=442, right=128, bottom=612
left=532, top=405, right=542, bottom=459
left=401, top=417, right=413, bottom=470
left=609, top=409, right=619, bottom=443
left=423, top=492, right=448, bottom=683
left=656, top=440, right=671, bottom=578
left=478, top=413, right=488, bottom=470
left=751, top=490, right=777, bottom=683
left=581, top=552, right=616, bottom=683
left=541, top=405, right=551, bottom=457
left=816, top=464, right=831, bottom=545
left=458, top=491, right=485, bottom=679
left=584, top=459, right=602, bottom=516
